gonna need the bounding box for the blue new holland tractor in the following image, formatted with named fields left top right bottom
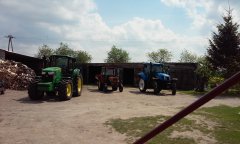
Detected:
left=138, top=62, right=177, bottom=95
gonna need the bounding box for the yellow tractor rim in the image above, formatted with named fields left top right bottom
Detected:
left=66, top=83, right=72, bottom=97
left=78, top=78, right=82, bottom=93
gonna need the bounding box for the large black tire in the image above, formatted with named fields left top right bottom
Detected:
left=28, top=82, right=44, bottom=100
left=98, top=81, right=103, bottom=91
left=153, top=81, right=160, bottom=94
left=119, top=83, right=123, bottom=92
left=58, top=80, right=73, bottom=101
left=139, top=78, right=147, bottom=92
left=112, top=86, right=117, bottom=91
left=172, top=82, right=177, bottom=95
left=103, top=84, right=107, bottom=92
left=73, top=76, right=83, bottom=97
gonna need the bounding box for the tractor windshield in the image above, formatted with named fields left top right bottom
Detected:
left=152, top=65, right=163, bottom=73
left=55, top=57, right=68, bottom=69
left=106, top=69, right=115, bottom=75
left=102, top=68, right=115, bottom=76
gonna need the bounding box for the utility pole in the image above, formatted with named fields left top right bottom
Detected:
left=5, top=35, right=15, bottom=52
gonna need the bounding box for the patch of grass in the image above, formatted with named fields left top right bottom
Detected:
left=106, top=105, right=240, bottom=144
left=179, top=89, right=240, bottom=97
left=178, top=90, right=208, bottom=96
left=195, top=105, right=240, bottom=144
left=105, top=116, right=205, bottom=144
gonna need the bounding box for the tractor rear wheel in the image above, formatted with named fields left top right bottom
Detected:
left=73, top=76, right=83, bottom=97
left=58, top=80, right=73, bottom=101
left=28, top=82, right=44, bottom=100
left=153, top=81, right=160, bottom=94
left=139, top=78, right=147, bottom=92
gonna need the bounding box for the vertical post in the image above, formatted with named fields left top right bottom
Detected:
left=134, top=71, right=240, bottom=144
left=6, top=35, right=15, bottom=52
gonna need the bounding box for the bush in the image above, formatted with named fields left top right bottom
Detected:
left=209, top=76, right=224, bottom=88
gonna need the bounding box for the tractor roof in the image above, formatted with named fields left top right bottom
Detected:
left=144, top=62, right=164, bottom=66
left=50, top=55, right=73, bottom=58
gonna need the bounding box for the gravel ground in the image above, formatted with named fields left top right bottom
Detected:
left=0, top=85, right=240, bottom=144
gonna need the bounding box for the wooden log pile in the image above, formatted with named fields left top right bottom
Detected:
left=0, top=59, right=36, bottom=90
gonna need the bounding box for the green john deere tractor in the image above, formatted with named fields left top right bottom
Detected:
left=28, top=55, right=83, bottom=101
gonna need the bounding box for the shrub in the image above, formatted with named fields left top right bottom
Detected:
left=209, top=76, right=224, bottom=88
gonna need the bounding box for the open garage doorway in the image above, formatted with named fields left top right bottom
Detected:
left=123, top=68, right=134, bottom=86
left=88, top=66, right=102, bottom=84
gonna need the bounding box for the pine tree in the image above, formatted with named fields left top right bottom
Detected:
left=207, top=10, right=240, bottom=78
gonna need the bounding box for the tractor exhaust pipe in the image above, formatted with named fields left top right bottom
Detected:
left=134, top=71, right=240, bottom=144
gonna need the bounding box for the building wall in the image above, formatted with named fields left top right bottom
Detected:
left=79, top=63, right=198, bottom=90
left=0, top=49, right=197, bottom=90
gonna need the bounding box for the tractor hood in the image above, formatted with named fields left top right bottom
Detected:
left=155, top=73, right=170, bottom=81
left=41, top=67, right=62, bottom=84
left=42, top=67, right=61, bottom=73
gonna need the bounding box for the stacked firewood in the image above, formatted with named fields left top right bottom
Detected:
left=0, top=59, right=36, bottom=90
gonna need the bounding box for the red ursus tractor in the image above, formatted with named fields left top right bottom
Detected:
left=95, top=67, right=123, bottom=92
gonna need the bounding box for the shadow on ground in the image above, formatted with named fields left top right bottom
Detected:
left=129, top=90, right=174, bottom=96
left=14, top=95, right=67, bottom=104
left=87, top=87, right=122, bottom=95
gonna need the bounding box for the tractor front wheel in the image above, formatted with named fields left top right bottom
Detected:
left=58, top=80, right=73, bottom=101
left=73, top=76, right=83, bottom=97
left=28, top=82, right=44, bottom=100
left=103, top=84, right=107, bottom=92
left=119, top=83, right=123, bottom=92
left=153, top=81, right=160, bottom=94
left=172, top=82, right=176, bottom=95
left=98, top=81, right=103, bottom=91
left=139, top=78, right=146, bottom=92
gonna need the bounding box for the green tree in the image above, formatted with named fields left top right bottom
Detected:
left=55, top=42, right=75, bottom=56
left=207, top=10, right=240, bottom=78
left=105, top=45, right=130, bottom=63
left=35, top=44, right=54, bottom=58
left=147, top=48, right=172, bottom=63
left=36, top=42, right=92, bottom=63
left=74, top=50, right=92, bottom=63
left=195, top=56, right=212, bottom=91
left=179, top=50, right=198, bottom=63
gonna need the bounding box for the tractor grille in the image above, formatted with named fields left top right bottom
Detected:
left=165, top=77, right=170, bottom=81
left=42, top=73, right=54, bottom=82
left=109, top=77, right=118, bottom=83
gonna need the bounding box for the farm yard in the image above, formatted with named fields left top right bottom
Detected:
left=0, top=86, right=240, bottom=144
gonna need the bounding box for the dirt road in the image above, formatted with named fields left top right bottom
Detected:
left=0, top=86, right=240, bottom=144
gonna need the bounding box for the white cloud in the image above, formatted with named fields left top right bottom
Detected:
left=161, top=0, right=240, bottom=33
left=0, top=0, right=238, bottom=62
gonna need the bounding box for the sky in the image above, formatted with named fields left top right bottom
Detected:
left=0, top=0, right=239, bottom=62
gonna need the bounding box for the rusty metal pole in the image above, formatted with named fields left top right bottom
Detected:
left=134, top=71, right=240, bottom=144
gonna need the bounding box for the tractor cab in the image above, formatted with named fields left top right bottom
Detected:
left=48, top=55, right=76, bottom=76
left=143, top=63, right=170, bottom=81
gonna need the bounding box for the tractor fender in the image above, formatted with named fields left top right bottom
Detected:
left=138, top=72, right=148, bottom=81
